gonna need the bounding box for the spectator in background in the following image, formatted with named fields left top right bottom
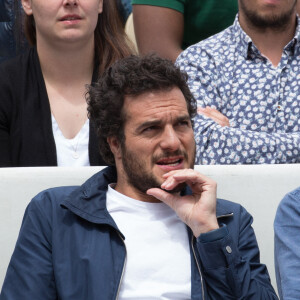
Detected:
left=274, top=186, right=300, bottom=300
left=0, top=0, right=129, bottom=63
left=176, top=0, right=300, bottom=164
left=0, top=0, right=132, bottom=167
left=132, top=0, right=238, bottom=62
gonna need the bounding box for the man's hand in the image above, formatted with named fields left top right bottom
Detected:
left=198, top=106, right=230, bottom=127
left=147, top=169, right=219, bottom=237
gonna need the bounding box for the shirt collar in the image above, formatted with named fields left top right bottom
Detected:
left=285, top=15, right=300, bottom=56
left=232, top=15, right=253, bottom=59
left=232, top=14, right=300, bottom=59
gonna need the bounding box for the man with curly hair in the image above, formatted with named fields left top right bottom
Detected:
left=1, top=55, right=277, bottom=299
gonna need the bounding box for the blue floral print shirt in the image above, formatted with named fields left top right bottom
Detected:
left=176, top=15, right=300, bottom=165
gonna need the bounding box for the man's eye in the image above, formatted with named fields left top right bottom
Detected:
left=177, top=121, right=190, bottom=127
left=143, top=126, right=158, bottom=132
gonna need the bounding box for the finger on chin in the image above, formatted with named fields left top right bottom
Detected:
left=146, top=188, right=172, bottom=204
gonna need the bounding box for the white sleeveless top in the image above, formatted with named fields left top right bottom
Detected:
left=106, top=184, right=192, bottom=299
left=51, top=115, right=90, bottom=166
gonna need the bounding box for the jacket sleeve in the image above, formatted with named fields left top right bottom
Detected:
left=274, top=187, right=300, bottom=300
left=195, top=206, right=278, bottom=299
left=0, top=196, right=57, bottom=300
left=176, top=48, right=300, bottom=165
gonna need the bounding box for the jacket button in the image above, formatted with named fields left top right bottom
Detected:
left=226, top=246, right=232, bottom=254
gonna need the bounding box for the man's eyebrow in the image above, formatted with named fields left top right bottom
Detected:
left=176, top=115, right=191, bottom=123
left=136, top=120, right=162, bottom=132
left=136, top=115, right=191, bottom=132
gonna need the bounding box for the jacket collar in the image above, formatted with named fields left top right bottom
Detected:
left=61, top=166, right=123, bottom=236
left=61, top=166, right=233, bottom=230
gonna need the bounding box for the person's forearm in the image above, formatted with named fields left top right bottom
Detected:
left=196, top=212, right=278, bottom=299
left=132, top=4, right=184, bottom=62
left=193, top=114, right=300, bottom=164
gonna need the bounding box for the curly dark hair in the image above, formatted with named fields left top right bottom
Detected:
left=87, top=54, right=197, bottom=165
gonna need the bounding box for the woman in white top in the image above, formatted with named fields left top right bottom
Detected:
left=0, top=0, right=132, bottom=167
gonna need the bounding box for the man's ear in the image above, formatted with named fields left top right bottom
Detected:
left=107, top=136, right=122, bottom=160
left=21, top=0, right=33, bottom=15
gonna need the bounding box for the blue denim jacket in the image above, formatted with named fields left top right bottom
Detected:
left=1, top=167, right=278, bottom=299
left=274, top=186, right=300, bottom=299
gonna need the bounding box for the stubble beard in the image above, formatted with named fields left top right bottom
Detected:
left=239, top=0, right=297, bottom=31
left=121, top=144, right=195, bottom=195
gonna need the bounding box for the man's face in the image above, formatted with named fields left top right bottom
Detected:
left=239, top=0, right=297, bottom=29
left=116, top=87, right=195, bottom=196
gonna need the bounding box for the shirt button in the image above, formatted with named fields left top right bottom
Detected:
left=277, top=105, right=282, bottom=111
left=226, top=246, right=232, bottom=254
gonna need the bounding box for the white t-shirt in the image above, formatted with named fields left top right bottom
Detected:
left=106, top=185, right=191, bottom=300
left=52, top=115, right=90, bottom=166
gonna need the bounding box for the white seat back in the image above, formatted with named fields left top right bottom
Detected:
left=1, top=164, right=299, bottom=293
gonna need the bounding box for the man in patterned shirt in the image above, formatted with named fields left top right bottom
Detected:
left=177, top=0, right=300, bottom=164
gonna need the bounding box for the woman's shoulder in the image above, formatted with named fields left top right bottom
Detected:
left=0, top=47, right=41, bottom=111
left=0, top=47, right=37, bottom=80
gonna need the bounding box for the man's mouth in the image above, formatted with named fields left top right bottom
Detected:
left=156, top=157, right=183, bottom=167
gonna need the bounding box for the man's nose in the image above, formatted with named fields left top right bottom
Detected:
left=159, top=126, right=181, bottom=151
